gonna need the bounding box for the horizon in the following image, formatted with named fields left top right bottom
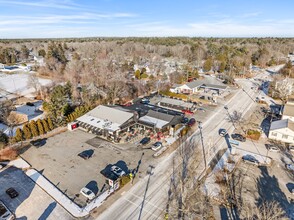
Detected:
left=0, top=0, right=294, bottom=38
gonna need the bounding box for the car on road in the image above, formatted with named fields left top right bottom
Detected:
left=5, top=188, right=18, bottom=199
left=140, top=98, right=150, bottom=104
left=187, top=118, right=196, bottom=127
left=78, top=150, right=94, bottom=160
left=80, top=187, right=95, bottom=200
left=266, top=145, right=280, bottom=152
left=219, top=129, right=228, bottom=137
left=181, top=109, right=193, bottom=115
left=231, top=133, right=246, bottom=142
left=0, top=201, right=14, bottom=220
left=285, top=164, right=294, bottom=171
left=139, top=137, right=151, bottom=145
left=152, top=142, right=163, bottom=151
left=111, top=165, right=126, bottom=177
left=242, top=155, right=259, bottom=166
left=197, top=107, right=206, bottom=112
left=181, top=117, right=189, bottom=124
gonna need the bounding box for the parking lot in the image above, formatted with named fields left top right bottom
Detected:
left=21, top=129, right=157, bottom=207
left=0, top=166, right=73, bottom=219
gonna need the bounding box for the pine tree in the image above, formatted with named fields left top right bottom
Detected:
left=29, top=120, right=39, bottom=137
left=14, top=128, right=23, bottom=142
left=37, top=119, right=45, bottom=135
left=42, top=119, right=50, bottom=133
left=47, top=117, right=54, bottom=130
left=22, top=124, right=32, bottom=140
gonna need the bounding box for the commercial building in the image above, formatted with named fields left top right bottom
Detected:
left=76, top=105, right=137, bottom=140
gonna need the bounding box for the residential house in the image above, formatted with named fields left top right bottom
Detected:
left=268, top=119, right=294, bottom=144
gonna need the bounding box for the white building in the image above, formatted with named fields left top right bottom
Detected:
left=268, top=119, right=294, bottom=144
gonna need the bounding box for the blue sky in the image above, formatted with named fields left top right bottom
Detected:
left=0, top=0, right=294, bottom=38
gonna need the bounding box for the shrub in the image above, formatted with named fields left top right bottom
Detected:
left=246, top=129, right=261, bottom=140
left=120, top=175, right=131, bottom=187
left=160, top=90, right=188, bottom=100
left=29, top=120, right=39, bottom=137
left=22, top=124, right=32, bottom=140
left=47, top=117, right=54, bottom=130
left=0, top=147, right=18, bottom=161
left=37, top=119, right=45, bottom=135
left=42, top=119, right=50, bottom=133
left=14, top=128, right=23, bottom=142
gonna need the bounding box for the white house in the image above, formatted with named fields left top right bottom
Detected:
left=268, top=119, right=294, bottom=144
left=282, top=101, right=294, bottom=121
left=33, top=56, right=45, bottom=66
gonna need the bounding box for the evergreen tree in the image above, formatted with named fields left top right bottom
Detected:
left=23, top=124, right=32, bottom=140
left=42, top=119, right=50, bottom=133
left=37, top=119, right=45, bottom=135
left=29, top=120, right=39, bottom=137
left=14, top=128, right=23, bottom=142
left=47, top=117, right=54, bottom=130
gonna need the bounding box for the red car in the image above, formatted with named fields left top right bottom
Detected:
left=182, top=109, right=194, bottom=115
left=123, top=102, right=132, bottom=106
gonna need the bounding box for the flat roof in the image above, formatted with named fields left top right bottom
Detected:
left=159, top=97, right=194, bottom=108
left=85, top=105, right=133, bottom=125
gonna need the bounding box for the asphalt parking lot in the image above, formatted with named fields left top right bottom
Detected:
left=21, top=129, right=157, bottom=207
left=0, top=166, right=73, bottom=220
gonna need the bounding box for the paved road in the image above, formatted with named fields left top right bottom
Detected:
left=96, top=79, right=259, bottom=220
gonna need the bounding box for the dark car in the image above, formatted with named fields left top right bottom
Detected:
left=140, top=98, right=150, bottom=104
left=6, top=187, right=19, bottom=199
left=181, top=117, right=189, bottom=124
left=139, top=137, right=151, bottom=145
left=231, top=133, right=246, bottom=142
left=78, top=149, right=94, bottom=160
left=187, top=118, right=196, bottom=127
left=242, top=155, right=259, bottom=166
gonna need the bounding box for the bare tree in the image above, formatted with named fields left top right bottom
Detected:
left=27, top=73, right=41, bottom=93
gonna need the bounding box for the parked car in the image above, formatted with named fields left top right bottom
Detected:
left=242, top=155, right=259, bottom=166
left=181, top=117, right=189, bottom=124
left=182, top=109, right=193, bottom=115
left=5, top=188, right=18, bottom=199
left=0, top=164, right=3, bottom=170
left=187, top=118, right=196, bottom=127
left=267, top=145, right=280, bottom=152
left=219, top=129, right=228, bottom=137
left=289, top=145, right=294, bottom=152
left=139, top=137, right=151, bottom=145
left=78, top=149, right=94, bottom=160
left=80, top=187, right=95, bottom=200
left=123, top=102, right=132, bottom=107
left=285, top=164, right=294, bottom=171
left=140, top=98, right=150, bottom=104
left=231, top=133, right=246, bottom=142
left=111, top=165, right=126, bottom=177
left=152, top=142, right=163, bottom=151
left=0, top=201, right=14, bottom=220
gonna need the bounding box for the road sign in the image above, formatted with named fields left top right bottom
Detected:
left=229, top=139, right=239, bottom=146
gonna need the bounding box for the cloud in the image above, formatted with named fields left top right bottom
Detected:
left=0, top=0, right=81, bottom=10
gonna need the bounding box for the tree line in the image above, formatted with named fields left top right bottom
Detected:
left=13, top=118, right=54, bottom=142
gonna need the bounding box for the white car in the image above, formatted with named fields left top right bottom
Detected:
left=285, top=164, right=294, bottom=171
left=152, top=142, right=163, bottom=151
left=0, top=201, right=14, bottom=220
left=80, top=187, right=95, bottom=200
left=111, top=165, right=126, bottom=177
left=267, top=145, right=280, bottom=152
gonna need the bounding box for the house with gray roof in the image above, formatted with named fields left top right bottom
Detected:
left=268, top=119, right=294, bottom=144
left=170, top=77, right=227, bottom=94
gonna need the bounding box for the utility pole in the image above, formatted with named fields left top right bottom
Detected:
left=198, top=121, right=207, bottom=170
